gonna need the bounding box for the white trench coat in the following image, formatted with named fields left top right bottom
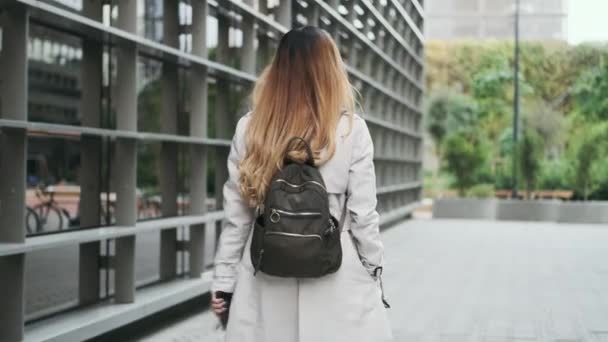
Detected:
left=211, top=112, right=393, bottom=342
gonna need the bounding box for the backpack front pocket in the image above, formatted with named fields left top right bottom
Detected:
left=261, top=230, right=327, bottom=277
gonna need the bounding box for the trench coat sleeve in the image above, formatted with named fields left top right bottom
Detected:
left=347, top=117, right=384, bottom=279
left=211, top=114, right=253, bottom=293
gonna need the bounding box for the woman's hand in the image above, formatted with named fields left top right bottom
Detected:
left=211, top=292, right=227, bottom=317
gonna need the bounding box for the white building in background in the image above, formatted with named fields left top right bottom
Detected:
left=426, top=0, right=568, bottom=41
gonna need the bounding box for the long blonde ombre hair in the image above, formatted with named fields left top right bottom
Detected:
left=239, top=26, right=356, bottom=207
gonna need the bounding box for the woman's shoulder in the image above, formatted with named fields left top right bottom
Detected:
left=234, top=111, right=253, bottom=138
left=239, top=111, right=254, bottom=125
left=338, top=112, right=371, bottom=141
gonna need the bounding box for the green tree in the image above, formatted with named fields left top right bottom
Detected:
left=424, top=41, right=608, bottom=199
left=573, top=62, right=608, bottom=122
left=424, top=88, right=478, bottom=157
left=568, top=122, right=608, bottom=200
left=441, top=133, right=488, bottom=196
left=518, top=129, right=544, bottom=198
left=523, top=100, right=564, bottom=150
left=538, top=158, right=571, bottom=190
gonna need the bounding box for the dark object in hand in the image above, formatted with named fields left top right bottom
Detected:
left=215, top=291, right=233, bottom=330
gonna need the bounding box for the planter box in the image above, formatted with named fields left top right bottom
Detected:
left=433, top=198, right=498, bottom=219
left=433, top=198, right=608, bottom=224
left=496, top=199, right=561, bottom=221
left=558, top=202, right=608, bottom=224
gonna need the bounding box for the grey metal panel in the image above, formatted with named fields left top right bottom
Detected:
left=213, top=13, right=232, bottom=250
left=240, top=0, right=257, bottom=75
left=364, top=115, right=422, bottom=138
left=0, top=4, right=28, bottom=341
left=345, top=65, right=420, bottom=114
left=23, top=275, right=212, bottom=342
left=78, top=0, right=103, bottom=306
left=0, top=212, right=225, bottom=257
left=113, top=0, right=139, bottom=297
left=113, top=136, right=137, bottom=303
left=359, top=0, right=423, bottom=61
left=159, top=0, right=180, bottom=281
left=377, top=181, right=423, bottom=195
left=189, top=0, right=210, bottom=277
left=215, top=0, right=286, bottom=34
left=105, top=0, right=137, bottom=302
left=0, top=119, right=232, bottom=147
left=276, top=0, right=292, bottom=27
left=312, top=0, right=423, bottom=91
left=0, top=255, right=26, bottom=340
left=390, top=0, right=425, bottom=42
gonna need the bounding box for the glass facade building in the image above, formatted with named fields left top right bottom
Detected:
left=0, top=0, right=424, bottom=340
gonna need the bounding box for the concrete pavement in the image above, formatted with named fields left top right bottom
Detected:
left=134, top=218, right=608, bottom=342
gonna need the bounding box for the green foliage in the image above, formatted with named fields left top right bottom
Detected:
left=465, top=184, right=495, bottom=198
left=494, top=155, right=513, bottom=190
left=567, top=122, right=608, bottom=200
left=523, top=100, right=564, bottom=148
left=588, top=159, right=608, bottom=200
left=424, top=88, right=478, bottom=154
left=518, top=129, right=544, bottom=198
left=425, top=40, right=608, bottom=199
left=498, top=127, right=515, bottom=157
left=441, top=133, right=488, bottom=196
left=538, top=158, right=571, bottom=190
left=573, top=62, right=608, bottom=121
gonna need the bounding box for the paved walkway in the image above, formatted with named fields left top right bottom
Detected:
left=136, top=218, right=608, bottom=342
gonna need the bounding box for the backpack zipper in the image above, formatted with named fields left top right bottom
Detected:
left=275, top=179, right=327, bottom=192
left=264, top=231, right=323, bottom=241
left=269, top=208, right=322, bottom=223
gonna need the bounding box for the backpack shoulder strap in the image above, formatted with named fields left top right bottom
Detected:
left=338, top=193, right=348, bottom=231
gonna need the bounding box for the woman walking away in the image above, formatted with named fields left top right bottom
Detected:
left=210, top=26, right=392, bottom=342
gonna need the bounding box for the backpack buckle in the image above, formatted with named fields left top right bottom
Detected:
left=269, top=209, right=280, bottom=223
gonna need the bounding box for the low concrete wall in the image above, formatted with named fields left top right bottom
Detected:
left=558, top=202, right=608, bottom=224
left=433, top=198, right=498, bottom=220
left=496, top=200, right=561, bottom=222
left=433, top=198, right=608, bottom=224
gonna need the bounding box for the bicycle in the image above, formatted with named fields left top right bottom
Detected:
left=26, top=206, right=41, bottom=235
left=30, top=185, right=69, bottom=232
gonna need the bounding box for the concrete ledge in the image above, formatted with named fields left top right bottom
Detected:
left=24, top=273, right=212, bottom=342
left=433, top=198, right=608, bottom=224
left=558, top=202, right=608, bottom=224
left=496, top=200, right=561, bottom=222
left=433, top=198, right=497, bottom=219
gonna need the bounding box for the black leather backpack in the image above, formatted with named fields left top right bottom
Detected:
left=250, top=137, right=345, bottom=278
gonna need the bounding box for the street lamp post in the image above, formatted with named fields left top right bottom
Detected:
left=512, top=0, right=521, bottom=199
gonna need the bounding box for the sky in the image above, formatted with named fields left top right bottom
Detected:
left=567, top=0, right=608, bottom=44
